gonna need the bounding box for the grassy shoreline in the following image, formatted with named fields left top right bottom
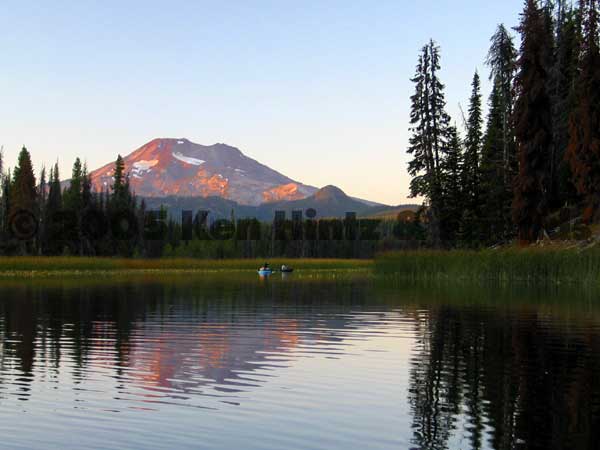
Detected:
left=376, top=248, right=600, bottom=283
left=0, top=257, right=373, bottom=278
left=4, top=248, right=600, bottom=284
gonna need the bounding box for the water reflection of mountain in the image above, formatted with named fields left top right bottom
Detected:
left=0, top=278, right=379, bottom=400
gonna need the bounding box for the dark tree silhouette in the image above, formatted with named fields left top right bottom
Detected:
left=513, top=0, right=554, bottom=244
left=566, top=0, right=600, bottom=223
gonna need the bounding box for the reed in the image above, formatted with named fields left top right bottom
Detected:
left=375, top=248, right=600, bottom=283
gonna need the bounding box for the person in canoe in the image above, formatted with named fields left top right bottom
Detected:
left=259, top=263, right=271, bottom=272
left=280, top=264, right=294, bottom=273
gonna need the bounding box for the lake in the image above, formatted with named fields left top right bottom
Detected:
left=0, top=273, right=598, bottom=449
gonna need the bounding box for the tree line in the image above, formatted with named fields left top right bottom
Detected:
left=0, top=149, right=141, bottom=256
left=408, top=0, right=600, bottom=246
left=0, top=148, right=425, bottom=258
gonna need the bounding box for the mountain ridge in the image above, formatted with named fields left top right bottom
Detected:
left=142, top=184, right=404, bottom=222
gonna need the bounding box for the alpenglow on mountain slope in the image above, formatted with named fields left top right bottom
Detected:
left=142, top=184, right=400, bottom=221
left=89, top=138, right=317, bottom=206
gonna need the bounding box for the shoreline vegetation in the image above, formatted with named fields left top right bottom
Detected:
left=0, top=257, right=372, bottom=278
left=377, top=248, right=600, bottom=284
left=3, top=247, right=600, bottom=285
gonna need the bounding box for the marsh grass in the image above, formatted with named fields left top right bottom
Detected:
left=0, top=257, right=372, bottom=278
left=376, top=248, right=600, bottom=284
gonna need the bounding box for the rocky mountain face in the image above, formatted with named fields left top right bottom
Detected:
left=260, top=185, right=373, bottom=219
left=142, top=185, right=392, bottom=222
left=89, top=138, right=317, bottom=206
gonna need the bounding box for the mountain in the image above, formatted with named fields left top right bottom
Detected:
left=143, top=185, right=395, bottom=222
left=89, top=138, right=317, bottom=206
left=257, top=185, right=373, bottom=219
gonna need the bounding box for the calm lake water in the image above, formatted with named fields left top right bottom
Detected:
left=0, top=274, right=599, bottom=450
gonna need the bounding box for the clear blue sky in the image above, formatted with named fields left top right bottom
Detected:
left=0, top=0, right=523, bottom=205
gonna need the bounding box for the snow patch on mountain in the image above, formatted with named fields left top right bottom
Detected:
left=172, top=152, right=205, bottom=166
left=131, top=159, right=159, bottom=178
left=132, top=160, right=158, bottom=171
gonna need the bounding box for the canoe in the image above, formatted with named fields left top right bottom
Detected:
left=281, top=268, right=294, bottom=273
left=258, top=269, right=273, bottom=276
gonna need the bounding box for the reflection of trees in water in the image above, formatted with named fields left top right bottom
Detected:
left=0, top=278, right=377, bottom=401
left=408, top=305, right=600, bottom=450
left=2, top=279, right=600, bottom=449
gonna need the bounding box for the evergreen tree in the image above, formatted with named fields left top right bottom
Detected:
left=481, top=24, right=518, bottom=243
left=1, top=169, right=10, bottom=237
left=10, top=147, right=37, bottom=217
left=542, top=0, right=562, bottom=209
left=81, top=163, right=92, bottom=210
left=513, top=0, right=554, bottom=243
left=480, top=85, right=513, bottom=243
left=43, top=163, right=64, bottom=255
left=440, top=126, right=464, bottom=244
left=63, top=158, right=86, bottom=254
left=407, top=40, right=452, bottom=246
left=37, top=166, right=47, bottom=254
left=63, top=158, right=83, bottom=213
left=486, top=24, right=518, bottom=179
left=0, top=148, right=5, bottom=238
left=550, top=4, right=581, bottom=208
left=10, top=147, right=38, bottom=252
left=566, top=0, right=600, bottom=222
left=111, top=155, right=127, bottom=207
left=461, top=72, right=484, bottom=242
left=38, top=167, right=47, bottom=211
left=109, top=155, right=136, bottom=256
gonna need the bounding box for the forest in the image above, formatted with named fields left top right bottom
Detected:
left=407, top=0, right=600, bottom=246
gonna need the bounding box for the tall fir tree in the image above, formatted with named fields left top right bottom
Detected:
left=9, top=147, right=37, bottom=253
left=63, top=158, right=86, bottom=254
left=37, top=166, right=47, bottom=254
left=82, top=163, right=93, bottom=210
left=43, top=163, right=64, bottom=255
left=541, top=1, right=562, bottom=209
left=481, top=24, right=518, bottom=243
left=38, top=167, right=47, bottom=212
left=10, top=147, right=37, bottom=217
left=440, top=126, right=464, bottom=244
left=481, top=85, right=512, bottom=243
left=0, top=147, right=5, bottom=238
left=550, top=4, right=581, bottom=208
left=46, top=164, right=62, bottom=216
left=1, top=169, right=10, bottom=237
left=407, top=40, right=452, bottom=246
left=461, top=72, right=484, bottom=243
left=486, top=24, right=518, bottom=179
left=566, top=0, right=600, bottom=222
left=111, top=155, right=127, bottom=207
left=513, top=0, right=554, bottom=243
left=109, top=155, right=137, bottom=256
left=63, top=157, right=83, bottom=213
